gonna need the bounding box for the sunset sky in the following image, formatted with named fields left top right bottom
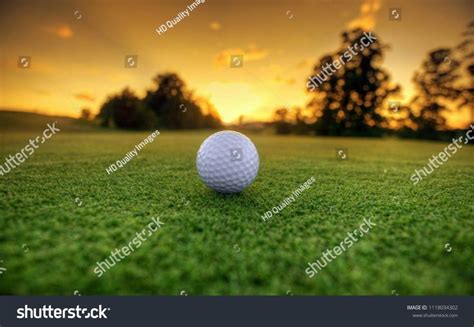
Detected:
left=0, top=0, right=472, bottom=126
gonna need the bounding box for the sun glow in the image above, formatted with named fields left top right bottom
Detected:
left=203, top=82, right=266, bottom=124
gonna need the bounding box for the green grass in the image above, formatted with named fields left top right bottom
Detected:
left=0, top=130, right=473, bottom=295
left=0, top=110, right=92, bottom=132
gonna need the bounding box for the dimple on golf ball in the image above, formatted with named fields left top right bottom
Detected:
left=196, top=131, right=259, bottom=193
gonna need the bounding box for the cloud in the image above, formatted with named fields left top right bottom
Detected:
left=214, top=46, right=268, bottom=68
left=347, top=0, right=381, bottom=30
left=43, top=25, right=74, bottom=39
left=209, top=21, right=221, bottom=31
left=74, top=93, right=96, bottom=102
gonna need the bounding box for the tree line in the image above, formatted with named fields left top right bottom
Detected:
left=96, top=73, right=222, bottom=130
left=274, top=22, right=473, bottom=140
left=94, top=22, right=472, bottom=141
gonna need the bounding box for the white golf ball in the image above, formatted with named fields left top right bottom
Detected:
left=196, top=131, right=259, bottom=193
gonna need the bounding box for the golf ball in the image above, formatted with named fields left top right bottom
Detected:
left=196, top=131, right=259, bottom=193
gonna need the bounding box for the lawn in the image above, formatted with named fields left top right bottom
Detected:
left=0, top=130, right=473, bottom=295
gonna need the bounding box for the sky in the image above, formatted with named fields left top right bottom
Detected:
left=0, top=0, right=472, bottom=127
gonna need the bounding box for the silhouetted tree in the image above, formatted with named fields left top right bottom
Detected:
left=97, top=101, right=113, bottom=127
left=80, top=108, right=92, bottom=120
left=455, top=21, right=474, bottom=120
left=401, top=21, right=473, bottom=139
left=97, top=73, right=221, bottom=130
left=144, top=73, right=221, bottom=129
left=195, top=96, right=222, bottom=129
left=405, top=48, right=461, bottom=138
left=307, top=29, right=399, bottom=136
left=273, top=108, right=292, bottom=134
left=293, top=108, right=313, bottom=135
left=98, top=88, right=157, bottom=130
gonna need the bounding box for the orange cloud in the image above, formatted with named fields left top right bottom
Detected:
left=347, top=0, right=381, bottom=30
left=214, top=46, right=268, bottom=68
left=43, top=25, right=73, bottom=39
left=74, top=93, right=96, bottom=102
